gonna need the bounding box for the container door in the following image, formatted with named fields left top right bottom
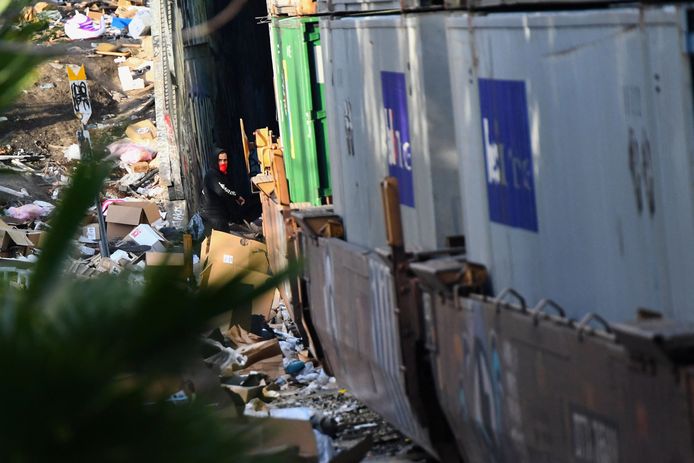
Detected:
left=279, top=18, right=331, bottom=206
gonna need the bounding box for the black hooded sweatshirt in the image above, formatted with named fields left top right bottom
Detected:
left=201, top=148, right=242, bottom=226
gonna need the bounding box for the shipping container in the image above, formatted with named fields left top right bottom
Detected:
left=269, top=17, right=332, bottom=206
left=443, top=0, right=633, bottom=10
left=316, top=0, right=432, bottom=15
left=447, top=7, right=694, bottom=322
left=301, top=234, right=437, bottom=456
left=321, top=13, right=463, bottom=252
left=411, top=255, right=694, bottom=462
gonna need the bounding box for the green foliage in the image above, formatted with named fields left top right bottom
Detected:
left=0, top=0, right=52, bottom=110
left=0, top=153, right=290, bottom=463
left=0, top=4, right=290, bottom=461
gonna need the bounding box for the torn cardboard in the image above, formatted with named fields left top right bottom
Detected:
left=0, top=228, right=36, bottom=257
left=82, top=223, right=100, bottom=241
left=106, top=201, right=160, bottom=240
left=200, top=230, right=269, bottom=275
left=126, top=223, right=165, bottom=246
left=126, top=120, right=157, bottom=142
left=146, top=251, right=184, bottom=266
left=247, top=417, right=318, bottom=461
left=200, top=268, right=276, bottom=330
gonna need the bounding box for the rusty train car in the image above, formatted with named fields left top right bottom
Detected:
left=255, top=2, right=694, bottom=461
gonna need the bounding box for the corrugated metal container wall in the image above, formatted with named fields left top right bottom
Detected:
left=447, top=7, right=694, bottom=322
left=317, top=0, right=439, bottom=14
left=269, top=17, right=332, bottom=206
left=321, top=13, right=462, bottom=251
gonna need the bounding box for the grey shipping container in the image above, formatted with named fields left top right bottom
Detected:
left=447, top=6, right=694, bottom=322
left=321, top=13, right=463, bottom=252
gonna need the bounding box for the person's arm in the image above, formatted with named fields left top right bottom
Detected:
left=207, top=174, right=245, bottom=205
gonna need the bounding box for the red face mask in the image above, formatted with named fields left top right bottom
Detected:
left=218, top=153, right=228, bottom=174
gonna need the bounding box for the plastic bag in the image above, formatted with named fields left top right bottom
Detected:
left=6, top=204, right=44, bottom=222
left=65, top=13, right=105, bottom=40
left=187, top=212, right=205, bottom=241
left=128, top=8, right=151, bottom=38
left=107, top=139, right=156, bottom=164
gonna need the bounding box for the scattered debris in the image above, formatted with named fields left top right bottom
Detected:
left=63, top=143, right=81, bottom=160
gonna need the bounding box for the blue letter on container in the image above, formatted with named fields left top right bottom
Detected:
left=479, top=78, right=538, bottom=232
left=382, top=71, right=414, bottom=207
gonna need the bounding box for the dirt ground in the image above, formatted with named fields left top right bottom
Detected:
left=0, top=35, right=155, bottom=208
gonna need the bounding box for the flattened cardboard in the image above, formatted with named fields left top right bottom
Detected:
left=82, top=223, right=100, bottom=241
left=146, top=251, right=184, bottom=266
left=200, top=230, right=269, bottom=275
left=200, top=267, right=275, bottom=330
left=26, top=231, right=45, bottom=248
left=0, top=228, right=35, bottom=250
left=106, top=201, right=161, bottom=240
left=247, top=417, right=318, bottom=460
left=125, top=120, right=157, bottom=142
left=126, top=224, right=165, bottom=246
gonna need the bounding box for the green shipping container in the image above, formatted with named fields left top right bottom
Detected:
left=269, top=17, right=331, bottom=206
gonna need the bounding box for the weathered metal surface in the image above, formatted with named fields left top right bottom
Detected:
left=316, top=0, right=441, bottom=14
left=267, top=0, right=318, bottom=17
left=260, top=194, right=294, bottom=308
left=269, top=17, right=331, bottom=206
left=447, top=7, right=694, bottom=322
left=154, top=0, right=216, bottom=209
left=414, top=257, right=694, bottom=461
left=302, top=235, right=435, bottom=455
left=321, top=14, right=462, bottom=252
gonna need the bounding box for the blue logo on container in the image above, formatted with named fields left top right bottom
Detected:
left=381, top=71, right=414, bottom=207
left=479, top=79, right=538, bottom=232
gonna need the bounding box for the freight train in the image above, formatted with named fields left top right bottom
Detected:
left=254, top=2, right=694, bottom=461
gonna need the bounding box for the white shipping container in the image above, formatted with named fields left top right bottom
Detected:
left=447, top=7, right=694, bottom=322
left=317, top=0, right=431, bottom=14
left=321, top=13, right=463, bottom=251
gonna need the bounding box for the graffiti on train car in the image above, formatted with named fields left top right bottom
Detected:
left=479, top=78, right=538, bottom=232
left=571, top=407, right=619, bottom=463
left=381, top=71, right=414, bottom=207
left=628, top=127, right=655, bottom=217
left=456, top=301, right=507, bottom=460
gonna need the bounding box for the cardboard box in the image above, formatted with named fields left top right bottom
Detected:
left=26, top=231, right=46, bottom=248
left=247, top=417, right=318, bottom=461
left=126, top=224, right=165, bottom=246
left=106, top=201, right=161, bottom=240
left=82, top=223, right=100, bottom=241
left=0, top=227, right=36, bottom=256
left=141, top=36, right=153, bottom=58
left=200, top=230, right=269, bottom=275
left=87, top=10, right=104, bottom=21
left=146, top=251, right=184, bottom=266
left=125, top=120, right=157, bottom=142
left=200, top=267, right=275, bottom=329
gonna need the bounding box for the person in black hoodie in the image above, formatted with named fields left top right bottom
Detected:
left=200, top=148, right=245, bottom=235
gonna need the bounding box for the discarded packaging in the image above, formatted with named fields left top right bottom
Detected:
left=125, top=120, right=157, bottom=142
left=65, top=14, right=105, bottom=40
left=145, top=251, right=184, bottom=266
left=6, top=204, right=43, bottom=222
left=117, top=66, right=145, bottom=91
left=128, top=8, right=152, bottom=38
left=107, top=139, right=155, bottom=163
left=125, top=223, right=165, bottom=246
left=111, top=17, right=132, bottom=30
left=105, top=201, right=161, bottom=240
left=63, top=143, right=81, bottom=160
